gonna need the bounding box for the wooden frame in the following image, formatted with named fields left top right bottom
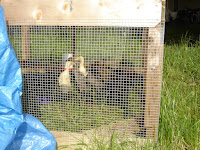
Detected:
left=143, top=1, right=165, bottom=140
left=1, top=0, right=165, bottom=144
left=1, top=0, right=162, bottom=27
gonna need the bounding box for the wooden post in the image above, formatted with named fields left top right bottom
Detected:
left=143, top=0, right=165, bottom=140
left=143, top=24, right=163, bottom=140
left=22, top=25, right=30, bottom=60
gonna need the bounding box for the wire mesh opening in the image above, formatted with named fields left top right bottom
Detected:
left=7, top=20, right=164, bottom=140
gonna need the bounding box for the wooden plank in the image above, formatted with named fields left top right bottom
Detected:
left=1, top=0, right=162, bottom=27
left=143, top=0, right=165, bottom=140
left=6, top=20, right=161, bottom=27
left=143, top=23, right=164, bottom=140
left=22, top=26, right=30, bottom=60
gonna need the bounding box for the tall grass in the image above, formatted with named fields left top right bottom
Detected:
left=158, top=40, right=200, bottom=150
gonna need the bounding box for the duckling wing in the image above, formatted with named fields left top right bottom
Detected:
left=58, top=71, right=72, bottom=94
left=79, top=66, right=88, bottom=77
left=58, top=71, right=71, bottom=86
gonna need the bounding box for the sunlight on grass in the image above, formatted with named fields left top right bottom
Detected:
left=159, top=39, right=200, bottom=150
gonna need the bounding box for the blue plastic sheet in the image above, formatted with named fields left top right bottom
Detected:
left=0, top=6, right=56, bottom=150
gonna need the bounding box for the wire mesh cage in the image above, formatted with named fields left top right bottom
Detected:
left=3, top=0, right=165, bottom=146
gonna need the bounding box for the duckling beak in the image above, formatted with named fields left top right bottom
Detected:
left=69, top=62, right=76, bottom=71
left=75, top=57, right=80, bottom=61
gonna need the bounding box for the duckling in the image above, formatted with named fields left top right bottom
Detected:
left=75, top=56, right=105, bottom=101
left=74, top=56, right=88, bottom=94
left=58, top=61, right=76, bottom=88
left=75, top=56, right=88, bottom=77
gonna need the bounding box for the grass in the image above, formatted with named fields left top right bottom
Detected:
left=39, top=100, right=125, bottom=132
left=57, top=38, right=200, bottom=149
left=9, top=26, right=143, bottom=65
left=158, top=40, right=200, bottom=150
left=38, top=84, right=143, bottom=132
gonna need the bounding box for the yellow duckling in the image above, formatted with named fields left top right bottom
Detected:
left=75, top=56, right=88, bottom=77
left=59, top=61, right=76, bottom=87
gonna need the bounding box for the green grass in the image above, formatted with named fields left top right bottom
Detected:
left=39, top=85, right=143, bottom=132
left=57, top=39, right=200, bottom=150
left=158, top=41, right=200, bottom=150
left=9, top=26, right=143, bottom=66
left=40, top=100, right=125, bottom=132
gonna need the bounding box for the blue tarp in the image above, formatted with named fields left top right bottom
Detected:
left=0, top=6, right=56, bottom=150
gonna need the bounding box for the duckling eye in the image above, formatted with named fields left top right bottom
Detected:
left=67, top=58, right=73, bottom=61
